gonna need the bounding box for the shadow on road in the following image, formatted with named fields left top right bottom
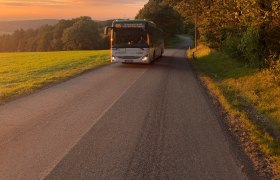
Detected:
left=116, top=63, right=151, bottom=69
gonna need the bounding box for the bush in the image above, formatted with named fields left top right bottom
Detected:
left=204, top=30, right=220, bottom=49
left=238, top=27, right=261, bottom=65
left=266, top=55, right=280, bottom=85
left=222, top=36, right=242, bottom=59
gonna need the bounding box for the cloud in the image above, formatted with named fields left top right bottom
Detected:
left=0, top=0, right=147, bottom=7
left=0, top=0, right=67, bottom=6
left=67, top=0, right=146, bottom=5
left=0, top=0, right=148, bottom=21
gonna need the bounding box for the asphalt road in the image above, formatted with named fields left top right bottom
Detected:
left=0, top=45, right=253, bottom=179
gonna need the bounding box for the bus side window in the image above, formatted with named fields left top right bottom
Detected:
left=151, top=28, right=156, bottom=45
left=112, top=31, right=116, bottom=45
left=148, top=27, right=153, bottom=46
left=147, top=33, right=150, bottom=46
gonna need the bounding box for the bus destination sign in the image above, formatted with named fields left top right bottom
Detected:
left=115, top=23, right=146, bottom=28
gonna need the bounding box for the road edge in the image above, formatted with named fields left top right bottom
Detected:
left=185, top=51, right=264, bottom=180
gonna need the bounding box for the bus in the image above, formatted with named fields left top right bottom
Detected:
left=104, top=19, right=164, bottom=64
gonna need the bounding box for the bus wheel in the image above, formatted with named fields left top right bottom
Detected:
left=150, top=52, right=155, bottom=64
left=160, top=49, right=163, bottom=57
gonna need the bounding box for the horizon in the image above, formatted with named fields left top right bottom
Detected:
left=0, top=0, right=148, bottom=21
left=0, top=17, right=125, bottom=22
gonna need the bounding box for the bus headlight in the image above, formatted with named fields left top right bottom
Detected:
left=142, top=55, right=149, bottom=62
left=111, top=56, right=116, bottom=62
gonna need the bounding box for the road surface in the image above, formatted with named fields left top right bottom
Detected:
left=0, top=44, right=255, bottom=179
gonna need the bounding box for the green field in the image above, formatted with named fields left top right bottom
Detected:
left=0, top=50, right=110, bottom=103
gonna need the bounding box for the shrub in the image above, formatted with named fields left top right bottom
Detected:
left=222, top=36, right=242, bottom=59
left=266, top=54, right=280, bottom=85
left=238, top=27, right=261, bottom=66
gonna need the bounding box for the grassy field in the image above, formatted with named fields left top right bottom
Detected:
left=188, top=45, right=280, bottom=178
left=0, top=50, right=110, bottom=104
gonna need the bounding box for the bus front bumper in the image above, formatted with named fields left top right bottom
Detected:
left=112, top=55, right=150, bottom=64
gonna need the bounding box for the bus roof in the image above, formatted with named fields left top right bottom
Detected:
left=113, top=19, right=154, bottom=23
left=112, top=19, right=157, bottom=28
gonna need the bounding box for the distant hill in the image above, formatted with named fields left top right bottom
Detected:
left=0, top=19, right=115, bottom=35
left=0, top=19, right=59, bottom=34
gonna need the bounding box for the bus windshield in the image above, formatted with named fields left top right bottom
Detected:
left=113, top=28, right=148, bottom=48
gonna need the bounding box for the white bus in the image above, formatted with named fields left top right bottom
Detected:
left=104, top=19, right=164, bottom=64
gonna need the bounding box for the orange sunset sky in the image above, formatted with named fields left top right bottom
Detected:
left=0, top=0, right=148, bottom=21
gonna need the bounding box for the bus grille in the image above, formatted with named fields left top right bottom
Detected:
left=117, top=56, right=142, bottom=59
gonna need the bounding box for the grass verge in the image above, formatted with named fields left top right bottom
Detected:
left=188, top=44, right=280, bottom=179
left=0, top=50, right=110, bottom=104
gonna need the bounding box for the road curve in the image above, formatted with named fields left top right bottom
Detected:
left=0, top=45, right=252, bottom=179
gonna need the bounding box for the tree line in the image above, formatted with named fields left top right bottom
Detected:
left=138, top=0, right=280, bottom=66
left=135, top=0, right=184, bottom=37
left=0, top=16, right=111, bottom=52
left=0, top=8, right=185, bottom=53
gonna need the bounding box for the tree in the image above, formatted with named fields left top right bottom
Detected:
left=50, top=19, right=73, bottom=51
left=163, top=0, right=280, bottom=65
left=62, top=17, right=101, bottom=50
left=36, top=25, right=53, bottom=51
left=0, top=16, right=109, bottom=52
left=136, top=0, right=184, bottom=37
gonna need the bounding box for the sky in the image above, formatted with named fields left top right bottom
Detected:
left=0, top=0, right=148, bottom=21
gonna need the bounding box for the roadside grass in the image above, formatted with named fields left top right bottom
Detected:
left=0, top=50, right=110, bottom=104
left=188, top=45, right=280, bottom=178
left=187, top=44, right=211, bottom=59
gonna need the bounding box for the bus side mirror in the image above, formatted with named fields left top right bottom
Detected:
left=104, top=26, right=113, bottom=36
